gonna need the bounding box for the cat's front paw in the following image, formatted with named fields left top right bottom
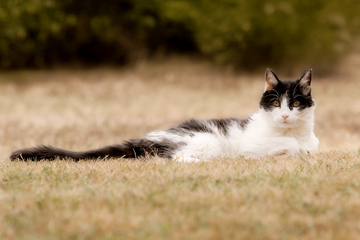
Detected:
left=269, top=138, right=301, bottom=157
left=175, top=157, right=201, bottom=163
left=282, top=147, right=301, bottom=157
left=242, top=153, right=263, bottom=159
left=172, top=153, right=202, bottom=162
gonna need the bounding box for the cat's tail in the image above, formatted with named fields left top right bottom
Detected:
left=10, top=138, right=180, bottom=161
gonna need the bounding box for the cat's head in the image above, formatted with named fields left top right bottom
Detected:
left=259, top=68, right=315, bottom=128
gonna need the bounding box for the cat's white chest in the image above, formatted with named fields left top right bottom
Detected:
left=235, top=112, right=318, bottom=158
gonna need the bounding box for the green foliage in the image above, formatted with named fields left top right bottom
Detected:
left=0, top=0, right=61, bottom=67
left=0, top=0, right=360, bottom=70
left=160, top=0, right=360, bottom=70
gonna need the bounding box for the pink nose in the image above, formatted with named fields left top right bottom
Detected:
left=282, top=115, right=289, bottom=120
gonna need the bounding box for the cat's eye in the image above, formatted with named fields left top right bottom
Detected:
left=293, top=101, right=300, bottom=107
left=273, top=100, right=280, bottom=107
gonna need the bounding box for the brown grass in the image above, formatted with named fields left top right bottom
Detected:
left=0, top=55, right=360, bottom=239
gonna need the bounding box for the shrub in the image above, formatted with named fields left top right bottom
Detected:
left=159, top=0, right=360, bottom=71
left=0, top=0, right=359, bottom=71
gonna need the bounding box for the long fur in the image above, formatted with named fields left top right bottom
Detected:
left=10, top=69, right=319, bottom=162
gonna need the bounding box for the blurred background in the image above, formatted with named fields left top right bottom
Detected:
left=1, top=0, right=360, bottom=157
left=1, top=0, right=360, bottom=73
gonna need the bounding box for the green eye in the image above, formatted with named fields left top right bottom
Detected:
left=273, top=100, right=280, bottom=107
left=293, top=101, right=300, bottom=107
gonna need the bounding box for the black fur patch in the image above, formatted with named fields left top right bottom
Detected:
left=208, top=118, right=250, bottom=135
left=167, top=118, right=250, bottom=137
left=123, top=138, right=184, bottom=159
left=209, top=119, right=229, bottom=135
left=10, top=138, right=184, bottom=161
left=167, top=119, right=213, bottom=136
left=260, top=79, right=314, bottom=112
left=235, top=118, right=250, bottom=130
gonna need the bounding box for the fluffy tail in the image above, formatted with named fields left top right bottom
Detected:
left=10, top=138, right=179, bottom=161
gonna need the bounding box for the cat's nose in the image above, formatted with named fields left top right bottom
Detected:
left=282, top=115, right=289, bottom=120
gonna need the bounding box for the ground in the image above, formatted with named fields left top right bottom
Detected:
left=0, top=55, right=360, bottom=239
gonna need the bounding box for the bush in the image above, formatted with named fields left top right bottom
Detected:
left=0, top=0, right=359, bottom=71
left=160, top=0, right=360, bottom=71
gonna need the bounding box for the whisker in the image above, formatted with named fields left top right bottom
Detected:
left=313, top=123, right=322, bottom=132
left=272, top=89, right=280, bottom=97
left=266, top=94, right=279, bottom=98
left=292, top=83, right=299, bottom=97
left=291, top=133, right=300, bottom=138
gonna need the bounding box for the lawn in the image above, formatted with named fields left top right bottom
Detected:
left=0, top=56, right=360, bottom=239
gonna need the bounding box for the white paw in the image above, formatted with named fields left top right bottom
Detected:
left=175, top=157, right=201, bottom=163
left=242, top=153, right=263, bottom=159
left=274, top=138, right=301, bottom=156
left=172, top=151, right=203, bottom=163
left=282, top=148, right=301, bottom=157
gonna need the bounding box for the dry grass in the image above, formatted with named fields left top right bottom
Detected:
left=0, top=55, right=360, bottom=239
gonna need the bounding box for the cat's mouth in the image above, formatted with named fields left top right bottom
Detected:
left=277, top=119, right=294, bottom=126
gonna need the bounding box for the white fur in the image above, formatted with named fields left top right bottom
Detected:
left=144, top=99, right=318, bottom=162
left=144, top=68, right=318, bottom=162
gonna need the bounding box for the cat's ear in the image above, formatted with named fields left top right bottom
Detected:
left=264, top=68, right=279, bottom=92
left=299, top=68, right=312, bottom=95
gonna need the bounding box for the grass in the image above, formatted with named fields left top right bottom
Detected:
left=1, top=55, right=360, bottom=239
left=2, top=153, right=360, bottom=239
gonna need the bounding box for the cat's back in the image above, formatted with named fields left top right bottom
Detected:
left=167, top=118, right=250, bottom=137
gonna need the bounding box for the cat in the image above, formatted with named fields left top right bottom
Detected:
left=10, top=68, right=319, bottom=162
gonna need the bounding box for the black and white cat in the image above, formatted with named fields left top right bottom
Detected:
left=10, top=68, right=319, bottom=162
